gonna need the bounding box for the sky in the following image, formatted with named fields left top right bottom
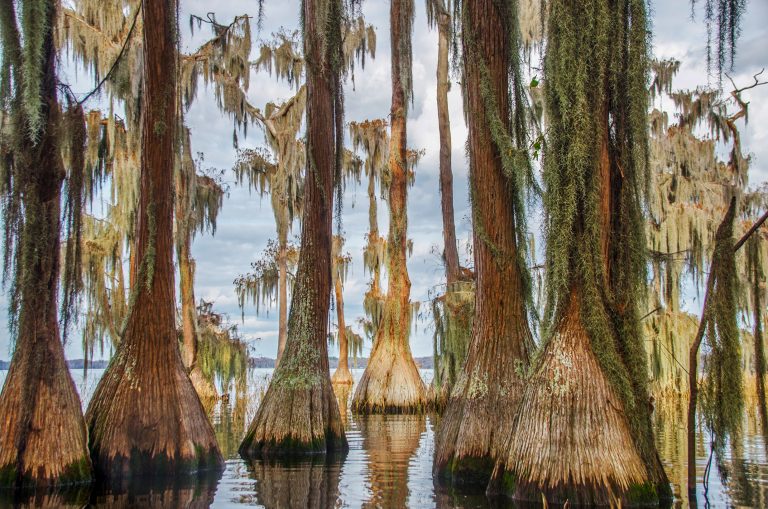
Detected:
left=2, top=0, right=768, bottom=362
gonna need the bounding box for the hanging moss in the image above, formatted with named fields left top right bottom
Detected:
left=690, top=0, right=747, bottom=79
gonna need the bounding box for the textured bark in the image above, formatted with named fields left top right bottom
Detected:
left=0, top=0, right=91, bottom=488
left=433, top=0, right=532, bottom=487
left=85, top=0, right=223, bottom=481
left=435, top=10, right=460, bottom=286
left=277, top=240, right=288, bottom=366
left=493, top=293, right=649, bottom=505
left=331, top=276, right=353, bottom=385
left=352, top=0, right=426, bottom=414
left=238, top=0, right=346, bottom=456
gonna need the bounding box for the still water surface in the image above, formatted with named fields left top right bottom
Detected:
left=1, top=367, right=767, bottom=507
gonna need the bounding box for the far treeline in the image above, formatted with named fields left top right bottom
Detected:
left=0, top=0, right=765, bottom=506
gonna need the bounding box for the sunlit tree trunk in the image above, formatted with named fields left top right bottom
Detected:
left=352, top=0, right=426, bottom=414
left=277, top=238, right=288, bottom=365
left=0, top=0, right=92, bottom=487
left=433, top=0, right=532, bottom=487
left=85, top=0, right=223, bottom=480
left=331, top=272, right=353, bottom=385
left=238, top=0, right=347, bottom=455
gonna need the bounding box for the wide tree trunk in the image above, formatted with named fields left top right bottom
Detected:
left=85, top=0, right=223, bottom=480
left=433, top=0, right=532, bottom=487
left=238, top=0, right=346, bottom=456
left=352, top=0, right=426, bottom=414
left=436, top=9, right=460, bottom=286
left=331, top=276, right=354, bottom=385
left=0, top=0, right=91, bottom=488
left=276, top=237, right=288, bottom=366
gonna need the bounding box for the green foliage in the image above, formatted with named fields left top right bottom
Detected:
left=541, top=0, right=655, bottom=463
left=700, top=200, right=742, bottom=465
left=234, top=239, right=300, bottom=318
left=432, top=281, right=474, bottom=391
left=195, top=300, right=249, bottom=390
left=20, top=0, right=48, bottom=139
left=690, top=0, right=747, bottom=79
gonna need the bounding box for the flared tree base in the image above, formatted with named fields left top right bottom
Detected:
left=239, top=371, right=347, bottom=457
left=0, top=336, right=92, bottom=488
left=331, top=366, right=354, bottom=386
left=492, top=297, right=656, bottom=506
left=351, top=345, right=426, bottom=414
left=86, top=336, right=224, bottom=482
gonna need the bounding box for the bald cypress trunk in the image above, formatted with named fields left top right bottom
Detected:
left=277, top=239, right=288, bottom=366
left=331, top=276, right=353, bottom=385
left=238, top=0, right=347, bottom=456
left=85, top=0, right=223, bottom=480
left=352, top=0, right=426, bottom=414
left=0, top=0, right=91, bottom=488
left=433, top=0, right=532, bottom=487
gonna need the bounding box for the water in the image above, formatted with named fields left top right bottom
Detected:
left=1, top=368, right=767, bottom=507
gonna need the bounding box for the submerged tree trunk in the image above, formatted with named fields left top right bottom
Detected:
left=85, top=0, right=223, bottom=480
left=352, top=0, right=426, bottom=414
left=238, top=0, right=347, bottom=456
left=331, top=275, right=353, bottom=385
left=0, top=0, right=91, bottom=487
left=433, top=0, right=532, bottom=487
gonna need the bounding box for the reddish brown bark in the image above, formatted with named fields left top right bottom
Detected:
left=85, top=0, right=223, bottom=480
left=352, top=0, right=426, bottom=414
left=435, top=9, right=460, bottom=285
left=276, top=240, right=288, bottom=366
left=238, top=0, right=346, bottom=455
left=0, top=0, right=91, bottom=488
left=432, top=0, right=533, bottom=487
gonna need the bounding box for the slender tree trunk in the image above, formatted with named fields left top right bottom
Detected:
left=331, top=275, right=353, bottom=385
left=277, top=237, right=288, bottom=366
left=436, top=12, right=460, bottom=286
left=239, top=0, right=346, bottom=456
left=352, top=0, right=426, bottom=414
left=433, top=0, right=532, bottom=486
left=85, top=0, right=223, bottom=480
left=0, top=0, right=91, bottom=487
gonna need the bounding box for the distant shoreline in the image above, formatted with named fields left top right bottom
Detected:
left=0, top=356, right=435, bottom=371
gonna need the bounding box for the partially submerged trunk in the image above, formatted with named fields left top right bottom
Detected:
left=352, top=0, right=426, bottom=414
left=433, top=0, right=532, bottom=486
left=331, top=276, right=354, bottom=385
left=85, top=0, right=223, bottom=480
left=0, top=0, right=91, bottom=488
left=238, top=0, right=346, bottom=456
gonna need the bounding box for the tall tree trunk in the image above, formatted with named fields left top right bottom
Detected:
left=178, top=225, right=218, bottom=405
left=436, top=11, right=460, bottom=286
left=331, top=275, right=353, bottom=385
left=239, top=0, right=347, bottom=456
left=85, top=0, right=223, bottom=480
left=433, top=0, right=532, bottom=487
left=0, top=0, right=91, bottom=488
left=277, top=237, right=288, bottom=366
left=352, top=0, right=426, bottom=414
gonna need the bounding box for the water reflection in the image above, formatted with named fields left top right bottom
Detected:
left=2, top=368, right=768, bottom=507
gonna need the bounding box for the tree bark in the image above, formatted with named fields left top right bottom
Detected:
left=277, top=237, right=288, bottom=366
left=0, top=0, right=91, bottom=488
left=436, top=10, right=460, bottom=286
left=85, top=0, right=223, bottom=481
left=331, top=275, right=353, bottom=385
left=352, top=0, right=426, bottom=414
left=433, top=0, right=532, bottom=487
left=238, top=0, right=346, bottom=456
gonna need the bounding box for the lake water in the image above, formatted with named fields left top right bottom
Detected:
left=1, top=367, right=767, bottom=507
